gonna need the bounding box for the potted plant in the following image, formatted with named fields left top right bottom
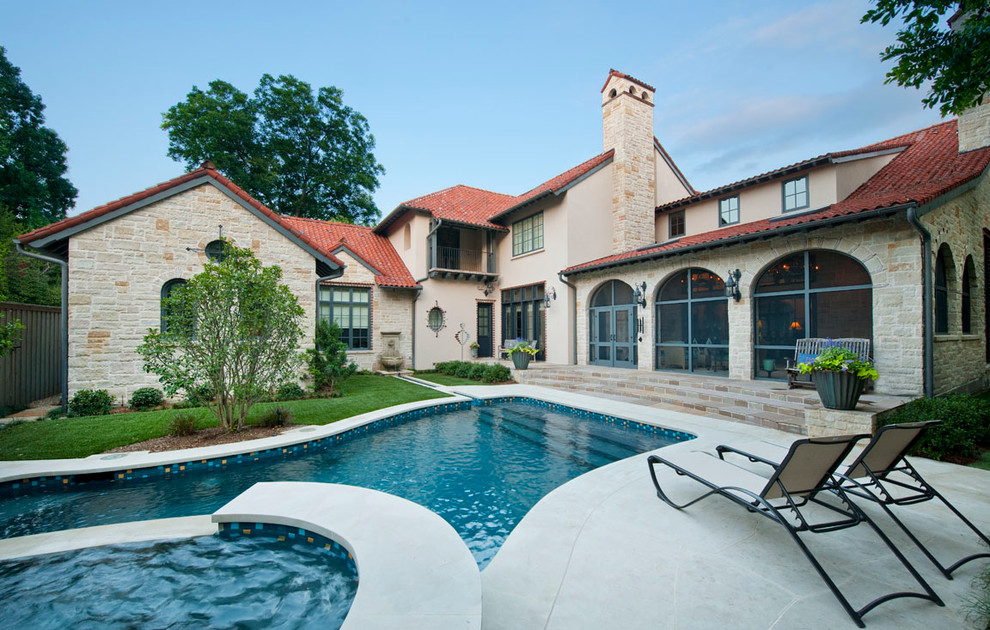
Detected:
left=469, top=342, right=479, bottom=358
left=797, top=343, right=878, bottom=410
left=507, top=339, right=538, bottom=370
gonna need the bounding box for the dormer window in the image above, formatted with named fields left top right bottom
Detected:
left=782, top=176, right=809, bottom=212
left=718, top=196, right=739, bottom=226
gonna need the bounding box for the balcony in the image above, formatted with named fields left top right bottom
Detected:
left=428, top=226, right=498, bottom=281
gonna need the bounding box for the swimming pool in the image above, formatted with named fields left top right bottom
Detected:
left=0, top=530, right=357, bottom=629
left=0, top=398, right=692, bottom=567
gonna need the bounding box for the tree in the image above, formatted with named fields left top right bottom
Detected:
left=863, top=1, right=990, bottom=116
left=162, top=74, right=385, bottom=225
left=305, top=320, right=357, bottom=395
left=0, top=46, right=77, bottom=229
left=138, top=241, right=305, bottom=431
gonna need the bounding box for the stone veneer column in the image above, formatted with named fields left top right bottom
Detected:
left=602, top=72, right=657, bottom=253
left=958, top=100, right=990, bottom=152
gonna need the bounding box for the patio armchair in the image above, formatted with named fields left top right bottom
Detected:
left=648, top=435, right=943, bottom=627
left=717, top=420, right=990, bottom=579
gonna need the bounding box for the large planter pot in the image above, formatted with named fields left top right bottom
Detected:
left=812, top=370, right=866, bottom=410
left=511, top=352, right=532, bottom=370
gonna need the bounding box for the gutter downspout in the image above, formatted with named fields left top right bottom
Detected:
left=412, top=279, right=428, bottom=370
left=906, top=207, right=934, bottom=397
left=558, top=271, right=578, bottom=365
left=15, top=241, right=69, bottom=411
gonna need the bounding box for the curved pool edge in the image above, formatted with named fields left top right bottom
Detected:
left=0, top=515, right=216, bottom=561
left=0, top=393, right=473, bottom=484
left=213, top=481, right=482, bottom=630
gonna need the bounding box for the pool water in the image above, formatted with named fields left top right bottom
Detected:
left=0, top=400, right=684, bottom=567
left=0, top=534, right=357, bottom=629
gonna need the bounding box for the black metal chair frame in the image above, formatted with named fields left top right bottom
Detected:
left=718, top=420, right=990, bottom=580
left=648, top=435, right=943, bottom=628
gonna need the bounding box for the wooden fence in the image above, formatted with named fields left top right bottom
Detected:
left=0, top=302, right=61, bottom=408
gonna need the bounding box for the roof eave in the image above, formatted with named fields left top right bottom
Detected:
left=564, top=204, right=915, bottom=277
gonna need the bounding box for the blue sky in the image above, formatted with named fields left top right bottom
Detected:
left=3, top=0, right=945, bottom=221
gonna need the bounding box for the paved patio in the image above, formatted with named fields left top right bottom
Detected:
left=462, top=386, right=990, bottom=630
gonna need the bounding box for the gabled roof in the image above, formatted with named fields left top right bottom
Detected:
left=378, top=150, right=615, bottom=234
left=601, top=69, right=655, bottom=93
left=565, top=120, right=990, bottom=276
left=279, top=216, right=418, bottom=289
left=16, top=163, right=344, bottom=270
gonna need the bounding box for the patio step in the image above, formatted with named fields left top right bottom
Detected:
left=514, top=367, right=817, bottom=434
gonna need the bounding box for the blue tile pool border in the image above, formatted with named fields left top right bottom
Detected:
left=217, top=521, right=357, bottom=576
left=0, top=397, right=694, bottom=497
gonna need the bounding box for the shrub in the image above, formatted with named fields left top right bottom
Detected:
left=170, top=399, right=196, bottom=410
left=275, top=382, right=305, bottom=401
left=483, top=364, right=512, bottom=383
left=129, top=387, right=164, bottom=411
left=877, top=394, right=990, bottom=460
left=258, top=406, right=293, bottom=427
left=454, top=362, right=473, bottom=379
left=69, top=389, right=114, bottom=417
left=306, top=321, right=358, bottom=395
left=45, top=407, right=67, bottom=420
left=187, top=383, right=214, bottom=407
left=468, top=363, right=488, bottom=380
left=167, top=413, right=198, bottom=437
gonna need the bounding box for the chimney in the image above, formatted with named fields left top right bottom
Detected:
left=602, top=70, right=656, bottom=253
left=949, top=11, right=989, bottom=151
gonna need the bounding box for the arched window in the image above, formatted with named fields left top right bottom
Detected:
left=935, top=246, right=951, bottom=334
left=205, top=239, right=228, bottom=262
left=754, top=251, right=872, bottom=379
left=655, top=269, right=728, bottom=375
left=589, top=280, right=637, bottom=368
left=962, top=256, right=975, bottom=334
left=160, top=278, right=187, bottom=332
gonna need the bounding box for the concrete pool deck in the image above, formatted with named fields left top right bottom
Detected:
left=0, top=383, right=986, bottom=628
left=465, top=386, right=990, bottom=630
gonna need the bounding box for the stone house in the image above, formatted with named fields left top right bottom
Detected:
left=15, top=69, right=990, bottom=402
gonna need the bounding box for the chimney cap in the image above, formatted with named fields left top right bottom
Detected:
left=601, top=69, right=656, bottom=94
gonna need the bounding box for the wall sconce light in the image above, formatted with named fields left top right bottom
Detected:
left=482, top=281, right=495, bottom=296
left=543, top=286, right=557, bottom=308
left=633, top=281, right=647, bottom=307
left=724, top=269, right=742, bottom=302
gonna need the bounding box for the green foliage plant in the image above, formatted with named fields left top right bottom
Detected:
left=167, top=413, right=198, bottom=437
left=162, top=74, right=385, bottom=225
left=483, top=364, right=512, bottom=383
left=964, top=560, right=990, bottom=629
left=862, top=0, right=990, bottom=116
left=877, top=393, right=990, bottom=460
left=69, top=389, right=114, bottom=417
left=138, top=241, right=305, bottom=432
left=797, top=343, right=879, bottom=380
left=275, top=382, right=305, bottom=401
left=306, top=320, right=358, bottom=395
left=129, top=387, right=164, bottom=411
left=258, top=406, right=293, bottom=427
left=507, top=340, right=539, bottom=356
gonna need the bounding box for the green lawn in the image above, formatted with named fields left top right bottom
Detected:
left=412, top=371, right=493, bottom=387
left=0, top=375, right=449, bottom=461
left=972, top=449, right=990, bottom=471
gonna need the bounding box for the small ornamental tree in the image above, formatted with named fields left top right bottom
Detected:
left=306, top=320, right=357, bottom=395
left=138, top=241, right=304, bottom=431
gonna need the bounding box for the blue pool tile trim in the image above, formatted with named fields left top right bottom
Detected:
left=218, top=521, right=357, bottom=575
left=0, top=397, right=694, bottom=496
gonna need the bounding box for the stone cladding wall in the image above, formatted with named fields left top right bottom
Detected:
left=602, top=75, right=656, bottom=253
left=324, top=250, right=414, bottom=371
left=923, top=171, right=990, bottom=394
left=958, top=100, right=990, bottom=152
left=572, top=216, right=927, bottom=396
left=67, top=183, right=319, bottom=400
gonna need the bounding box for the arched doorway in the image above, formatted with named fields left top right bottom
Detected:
left=754, top=250, right=872, bottom=380
left=589, top=280, right=637, bottom=368
left=655, top=268, right=728, bottom=375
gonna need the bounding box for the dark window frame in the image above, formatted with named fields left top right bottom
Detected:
left=935, top=249, right=949, bottom=334
left=319, top=285, right=372, bottom=350
left=718, top=196, right=739, bottom=226
left=512, top=211, right=544, bottom=256
left=962, top=257, right=974, bottom=334
left=655, top=268, right=729, bottom=375
left=669, top=210, right=686, bottom=238
left=501, top=283, right=545, bottom=360
left=160, top=278, right=187, bottom=332
left=781, top=175, right=809, bottom=213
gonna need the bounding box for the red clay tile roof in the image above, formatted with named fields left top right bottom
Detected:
left=396, top=185, right=516, bottom=231
left=16, top=164, right=345, bottom=268
left=601, top=69, right=655, bottom=93
left=565, top=120, right=990, bottom=275
left=279, top=216, right=418, bottom=288
left=490, top=150, right=614, bottom=220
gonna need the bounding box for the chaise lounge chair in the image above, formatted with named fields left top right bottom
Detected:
left=716, top=420, right=990, bottom=579
left=647, top=435, right=944, bottom=628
